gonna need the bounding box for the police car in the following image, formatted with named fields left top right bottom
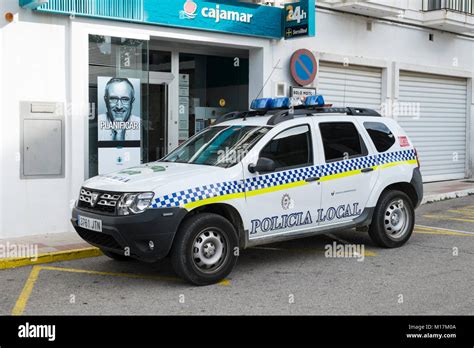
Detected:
left=72, top=96, right=423, bottom=285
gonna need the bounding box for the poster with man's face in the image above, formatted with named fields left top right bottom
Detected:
left=98, top=77, right=141, bottom=142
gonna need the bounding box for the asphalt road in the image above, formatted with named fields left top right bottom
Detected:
left=1, top=196, right=473, bottom=315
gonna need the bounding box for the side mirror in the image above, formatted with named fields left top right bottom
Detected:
left=248, top=157, right=277, bottom=174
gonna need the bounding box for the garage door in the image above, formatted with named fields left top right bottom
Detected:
left=398, top=71, right=468, bottom=182
left=318, top=62, right=383, bottom=111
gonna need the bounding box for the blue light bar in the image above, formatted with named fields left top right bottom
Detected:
left=250, top=98, right=273, bottom=111
left=305, top=95, right=325, bottom=107
left=270, top=97, right=291, bottom=109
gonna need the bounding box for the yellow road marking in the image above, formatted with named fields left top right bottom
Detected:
left=12, top=265, right=230, bottom=316
left=40, top=265, right=182, bottom=282
left=0, top=248, right=102, bottom=270
left=422, top=214, right=474, bottom=223
left=11, top=265, right=41, bottom=316
left=414, top=230, right=473, bottom=237
left=447, top=209, right=474, bottom=216
left=414, top=225, right=474, bottom=237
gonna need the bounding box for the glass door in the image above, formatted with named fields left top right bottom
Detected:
left=144, top=72, right=174, bottom=162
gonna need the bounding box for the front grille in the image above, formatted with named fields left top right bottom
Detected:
left=77, top=228, right=122, bottom=250
left=78, top=188, right=122, bottom=215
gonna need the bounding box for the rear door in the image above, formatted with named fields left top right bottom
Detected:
left=314, top=120, right=379, bottom=227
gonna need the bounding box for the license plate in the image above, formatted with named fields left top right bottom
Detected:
left=78, top=215, right=102, bottom=232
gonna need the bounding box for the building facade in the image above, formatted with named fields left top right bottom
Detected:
left=0, top=0, right=473, bottom=238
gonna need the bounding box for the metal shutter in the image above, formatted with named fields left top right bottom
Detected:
left=318, top=62, right=383, bottom=111
left=398, top=71, right=468, bottom=182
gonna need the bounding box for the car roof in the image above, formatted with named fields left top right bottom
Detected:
left=214, top=107, right=382, bottom=127
left=216, top=116, right=275, bottom=127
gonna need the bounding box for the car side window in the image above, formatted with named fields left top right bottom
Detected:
left=319, top=122, right=368, bottom=162
left=364, top=122, right=396, bottom=152
left=260, top=125, right=313, bottom=171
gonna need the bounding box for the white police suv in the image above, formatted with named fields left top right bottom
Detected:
left=72, top=96, right=423, bottom=285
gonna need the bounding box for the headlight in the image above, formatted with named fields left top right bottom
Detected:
left=117, top=192, right=154, bottom=215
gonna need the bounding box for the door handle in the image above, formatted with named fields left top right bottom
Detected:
left=361, top=168, right=374, bottom=173
left=305, top=176, right=321, bottom=183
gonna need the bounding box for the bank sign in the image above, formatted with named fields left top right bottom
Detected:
left=24, top=0, right=316, bottom=40
left=284, top=0, right=316, bottom=39
left=145, top=0, right=283, bottom=39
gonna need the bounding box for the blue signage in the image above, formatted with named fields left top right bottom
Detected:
left=145, top=0, right=282, bottom=39
left=284, top=0, right=316, bottom=39
left=22, top=0, right=315, bottom=40
left=290, top=49, right=317, bottom=86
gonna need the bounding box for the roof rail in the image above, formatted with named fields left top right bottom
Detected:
left=214, top=110, right=265, bottom=125
left=346, top=107, right=381, bottom=117
left=267, top=107, right=381, bottom=126
left=215, top=107, right=381, bottom=126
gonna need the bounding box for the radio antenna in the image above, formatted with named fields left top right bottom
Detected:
left=253, top=59, right=281, bottom=101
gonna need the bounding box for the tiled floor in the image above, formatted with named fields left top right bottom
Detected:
left=424, top=179, right=474, bottom=195
left=0, top=232, right=91, bottom=257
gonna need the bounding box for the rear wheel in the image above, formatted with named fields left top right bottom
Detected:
left=171, top=213, right=238, bottom=286
left=101, top=249, right=132, bottom=261
left=368, top=190, right=415, bottom=248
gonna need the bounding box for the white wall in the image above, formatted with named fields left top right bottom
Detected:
left=1, top=0, right=72, bottom=238
left=270, top=9, right=474, bottom=86
left=0, top=2, right=5, bottom=238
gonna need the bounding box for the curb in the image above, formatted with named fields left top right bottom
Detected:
left=421, top=189, right=474, bottom=205
left=0, top=247, right=103, bottom=270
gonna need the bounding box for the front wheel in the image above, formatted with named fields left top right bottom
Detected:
left=368, top=190, right=415, bottom=248
left=171, top=213, right=239, bottom=286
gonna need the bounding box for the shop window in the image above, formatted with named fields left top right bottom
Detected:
left=88, top=35, right=149, bottom=177
left=179, top=53, right=249, bottom=144
left=149, top=50, right=171, bottom=72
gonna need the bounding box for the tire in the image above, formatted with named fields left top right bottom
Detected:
left=368, top=190, right=415, bottom=248
left=171, top=213, right=239, bottom=286
left=101, top=249, right=132, bottom=261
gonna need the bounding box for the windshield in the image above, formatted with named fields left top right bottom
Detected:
left=162, top=126, right=270, bottom=168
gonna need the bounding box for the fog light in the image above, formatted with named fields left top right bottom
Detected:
left=148, top=241, right=155, bottom=250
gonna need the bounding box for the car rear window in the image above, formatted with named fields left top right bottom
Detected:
left=364, top=122, right=396, bottom=152
left=319, top=122, right=368, bottom=162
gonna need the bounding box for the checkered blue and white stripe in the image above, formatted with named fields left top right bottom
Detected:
left=378, top=149, right=416, bottom=165
left=150, top=180, right=244, bottom=209
left=150, top=149, right=416, bottom=209
left=245, top=166, right=321, bottom=191
left=319, top=155, right=378, bottom=177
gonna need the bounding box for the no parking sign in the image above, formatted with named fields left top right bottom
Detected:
left=290, top=49, right=317, bottom=86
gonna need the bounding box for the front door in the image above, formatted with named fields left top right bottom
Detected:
left=243, top=123, right=322, bottom=241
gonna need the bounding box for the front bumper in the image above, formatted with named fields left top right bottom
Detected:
left=71, top=207, right=187, bottom=262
